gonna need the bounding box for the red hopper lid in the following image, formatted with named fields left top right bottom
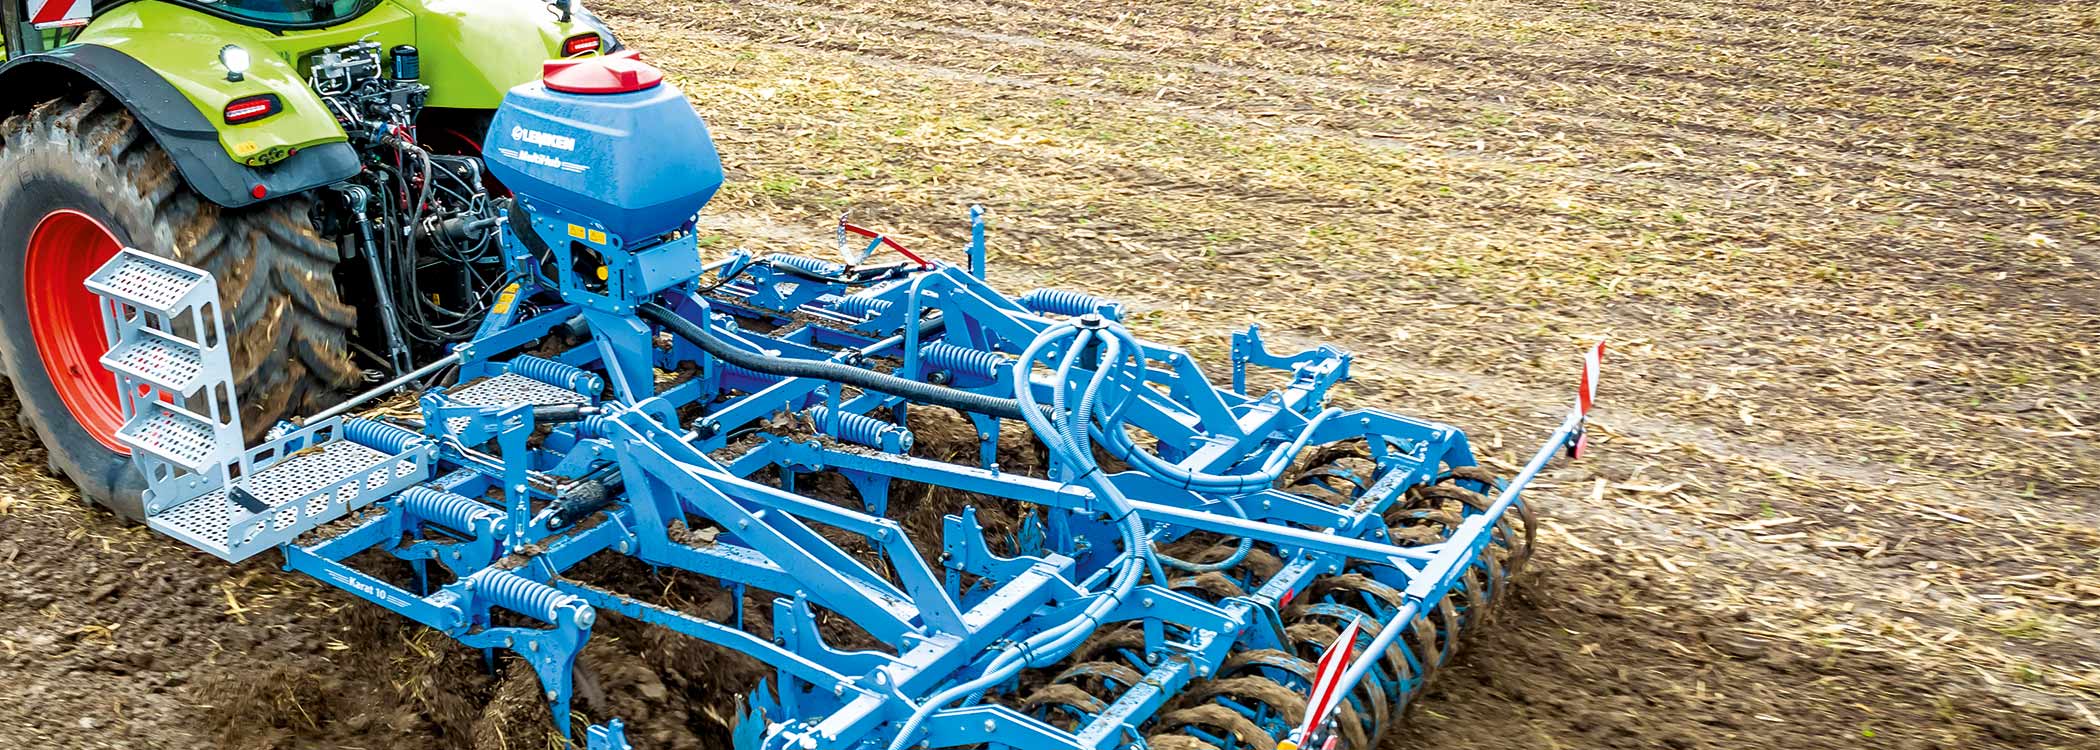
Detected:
left=543, top=50, right=663, bottom=95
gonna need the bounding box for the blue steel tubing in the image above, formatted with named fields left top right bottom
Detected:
left=343, top=417, right=425, bottom=453
left=399, top=486, right=502, bottom=530
left=885, top=323, right=1156, bottom=750
left=507, top=354, right=607, bottom=395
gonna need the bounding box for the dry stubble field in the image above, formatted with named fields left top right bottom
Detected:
left=1, top=0, right=2096, bottom=748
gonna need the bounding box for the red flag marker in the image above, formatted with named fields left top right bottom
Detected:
left=1284, top=617, right=1363, bottom=750
left=1579, top=340, right=1605, bottom=417
left=1569, top=340, right=1606, bottom=459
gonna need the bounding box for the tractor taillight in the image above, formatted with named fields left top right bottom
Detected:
left=562, top=34, right=602, bottom=57
left=223, top=94, right=280, bottom=125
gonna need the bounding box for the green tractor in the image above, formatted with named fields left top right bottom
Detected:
left=0, top=0, right=616, bottom=518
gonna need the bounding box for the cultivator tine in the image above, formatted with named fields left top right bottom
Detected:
left=88, top=53, right=1601, bottom=750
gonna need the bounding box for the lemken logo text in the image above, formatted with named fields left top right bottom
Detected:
left=511, top=126, right=577, bottom=152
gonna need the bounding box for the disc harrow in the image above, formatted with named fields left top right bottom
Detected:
left=80, top=53, right=1604, bottom=750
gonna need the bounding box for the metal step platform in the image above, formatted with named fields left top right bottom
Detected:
left=101, top=327, right=209, bottom=396
left=442, top=371, right=594, bottom=433
left=450, top=371, right=595, bottom=408
left=149, top=427, right=427, bottom=561
left=87, top=250, right=434, bottom=562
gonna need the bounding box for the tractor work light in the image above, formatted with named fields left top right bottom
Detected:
left=220, top=45, right=251, bottom=82
left=223, top=94, right=281, bottom=125
left=561, top=33, right=601, bottom=57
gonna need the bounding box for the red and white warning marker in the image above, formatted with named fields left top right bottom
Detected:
left=1569, top=340, right=1606, bottom=459
left=1279, top=617, right=1364, bottom=750
left=28, top=0, right=92, bottom=28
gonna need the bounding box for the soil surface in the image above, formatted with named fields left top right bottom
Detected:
left=3, top=0, right=2097, bottom=748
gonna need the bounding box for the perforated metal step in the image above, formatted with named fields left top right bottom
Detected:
left=84, top=250, right=211, bottom=316
left=442, top=372, right=593, bottom=433
left=117, top=401, right=225, bottom=473
left=147, top=437, right=426, bottom=561
left=451, top=372, right=593, bottom=408
left=101, top=328, right=207, bottom=396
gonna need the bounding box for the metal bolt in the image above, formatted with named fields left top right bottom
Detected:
left=738, top=519, right=750, bottom=529
left=529, top=641, right=539, bottom=652
left=546, top=689, right=558, bottom=701
left=983, top=719, right=997, bottom=732
left=1141, top=597, right=1154, bottom=608
left=799, top=738, right=818, bottom=750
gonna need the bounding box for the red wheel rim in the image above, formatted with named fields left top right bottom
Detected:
left=24, top=209, right=128, bottom=453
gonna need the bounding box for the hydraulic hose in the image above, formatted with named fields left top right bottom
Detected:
left=1086, top=320, right=1345, bottom=494
left=884, top=322, right=1157, bottom=750
left=1155, top=495, right=1256, bottom=573
left=637, top=302, right=1029, bottom=421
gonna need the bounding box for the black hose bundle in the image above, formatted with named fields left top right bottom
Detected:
left=637, top=302, right=1029, bottom=421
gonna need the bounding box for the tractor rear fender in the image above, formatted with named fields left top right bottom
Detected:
left=0, top=45, right=357, bottom=208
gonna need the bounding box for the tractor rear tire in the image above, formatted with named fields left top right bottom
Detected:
left=0, top=91, right=360, bottom=519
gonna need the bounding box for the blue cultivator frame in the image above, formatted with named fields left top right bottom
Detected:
left=90, top=66, right=1599, bottom=750
left=94, top=215, right=1594, bottom=749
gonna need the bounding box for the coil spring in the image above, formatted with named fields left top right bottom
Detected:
left=1019, top=288, right=1124, bottom=320
left=832, top=293, right=894, bottom=320
left=763, top=253, right=844, bottom=278
left=472, top=569, right=587, bottom=625
left=507, top=355, right=605, bottom=395
left=919, top=341, right=1010, bottom=380
left=808, top=406, right=914, bottom=451
left=342, top=418, right=423, bottom=453
left=399, top=486, right=501, bottom=532
left=576, top=414, right=618, bottom=440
